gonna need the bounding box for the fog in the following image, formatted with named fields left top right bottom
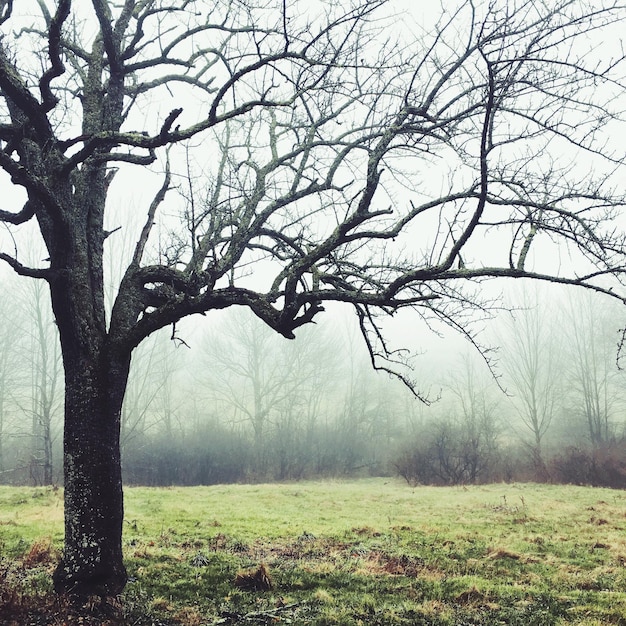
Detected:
left=1, top=20, right=624, bottom=483
left=1, top=262, right=624, bottom=488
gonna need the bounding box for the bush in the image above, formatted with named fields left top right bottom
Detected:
left=393, top=419, right=503, bottom=486
left=549, top=443, right=626, bottom=488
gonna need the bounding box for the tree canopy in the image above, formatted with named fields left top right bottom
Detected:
left=1, top=0, right=624, bottom=377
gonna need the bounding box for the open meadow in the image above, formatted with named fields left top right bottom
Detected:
left=2, top=479, right=626, bottom=625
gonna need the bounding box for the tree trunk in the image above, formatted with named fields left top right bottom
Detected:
left=52, top=350, right=130, bottom=598
left=43, top=419, right=53, bottom=485
left=530, top=436, right=550, bottom=482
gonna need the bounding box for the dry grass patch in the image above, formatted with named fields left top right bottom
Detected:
left=487, top=547, right=522, bottom=560
left=233, top=563, right=273, bottom=591
left=22, top=538, right=58, bottom=569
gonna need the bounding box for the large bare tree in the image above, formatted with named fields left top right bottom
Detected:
left=0, top=0, right=625, bottom=601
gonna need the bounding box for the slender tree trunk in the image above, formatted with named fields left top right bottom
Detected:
left=531, top=438, right=549, bottom=482
left=43, top=418, right=53, bottom=485
left=52, top=349, right=130, bottom=597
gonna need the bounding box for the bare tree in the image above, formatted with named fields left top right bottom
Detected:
left=0, top=272, right=23, bottom=478
left=333, top=320, right=411, bottom=474
left=565, top=290, right=624, bottom=446
left=394, top=353, right=501, bottom=485
left=499, top=284, right=562, bottom=479
left=0, top=0, right=625, bottom=600
left=201, top=309, right=284, bottom=474
left=120, top=328, right=183, bottom=451
left=267, top=324, right=339, bottom=480
left=0, top=268, right=61, bottom=485
left=26, top=278, right=62, bottom=485
left=443, top=353, right=501, bottom=483
left=200, top=307, right=337, bottom=477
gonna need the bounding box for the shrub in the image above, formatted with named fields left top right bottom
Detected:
left=548, top=442, right=626, bottom=488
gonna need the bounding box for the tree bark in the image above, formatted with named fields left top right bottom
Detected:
left=45, top=214, right=132, bottom=596
left=52, top=345, right=130, bottom=598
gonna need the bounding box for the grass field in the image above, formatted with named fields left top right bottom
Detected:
left=2, top=479, right=626, bottom=624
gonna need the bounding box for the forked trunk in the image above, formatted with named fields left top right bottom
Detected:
left=52, top=349, right=130, bottom=598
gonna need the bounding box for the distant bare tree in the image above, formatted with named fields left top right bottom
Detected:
left=565, top=291, right=624, bottom=447
left=200, top=308, right=337, bottom=477
left=0, top=265, right=62, bottom=485
left=0, top=0, right=624, bottom=599
left=395, top=354, right=501, bottom=485
left=120, top=328, right=183, bottom=450
left=25, top=278, right=62, bottom=485
left=0, top=272, right=23, bottom=477
left=500, top=285, right=562, bottom=479
left=269, top=328, right=339, bottom=479
left=443, top=354, right=501, bottom=483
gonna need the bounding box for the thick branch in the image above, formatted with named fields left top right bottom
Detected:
left=0, top=151, right=65, bottom=220
left=0, top=199, right=36, bottom=225
left=0, top=252, right=52, bottom=279
left=0, top=0, right=12, bottom=26
left=39, top=0, right=71, bottom=112
left=0, top=46, right=53, bottom=142
left=91, top=0, right=121, bottom=74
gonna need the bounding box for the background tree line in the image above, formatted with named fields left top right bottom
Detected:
left=2, top=271, right=626, bottom=488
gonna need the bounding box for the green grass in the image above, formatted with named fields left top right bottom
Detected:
left=2, top=480, right=626, bottom=624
